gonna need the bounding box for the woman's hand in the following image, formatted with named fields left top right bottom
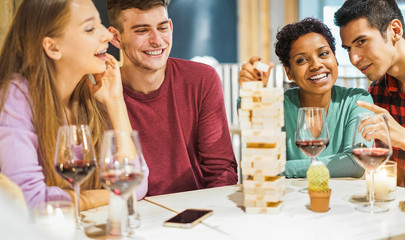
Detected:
left=89, top=53, right=122, bottom=106
left=238, top=56, right=274, bottom=87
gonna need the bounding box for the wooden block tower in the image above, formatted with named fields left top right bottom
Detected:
left=239, top=81, right=286, bottom=214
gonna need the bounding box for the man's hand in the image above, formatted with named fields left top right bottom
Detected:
left=357, top=100, right=405, bottom=149
left=238, top=56, right=274, bottom=87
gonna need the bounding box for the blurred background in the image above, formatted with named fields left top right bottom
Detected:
left=3, top=0, right=405, bottom=177
left=2, top=0, right=405, bottom=66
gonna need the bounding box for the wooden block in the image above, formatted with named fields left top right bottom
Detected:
left=255, top=187, right=285, bottom=199
left=242, top=154, right=281, bottom=163
left=243, top=134, right=279, bottom=144
left=242, top=147, right=282, bottom=156
left=243, top=185, right=285, bottom=197
left=245, top=207, right=263, bottom=214
left=255, top=196, right=283, bottom=207
left=238, top=109, right=251, bottom=117
left=241, top=81, right=263, bottom=90
left=253, top=159, right=279, bottom=169
left=241, top=166, right=284, bottom=177
left=251, top=108, right=281, bottom=118
left=243, top=199, right=256, bottom=208
left=241, top=129, right=279, bottom=136
left=245, top=201, right=283, bottom=214
left=241, top=101, right=261, bottom=110
left=240, top=160, right=254, bottom=169
left=239, top=121, right=252, bottom=130
left=261, top=90, right=284, bottom=104
left=266, top=201, right=284, bottom=213
left=253, top=61, right=270, bottom=72
left=242, top=176, right=286, bottom=189
left=238, top=116, right=250, bottom=123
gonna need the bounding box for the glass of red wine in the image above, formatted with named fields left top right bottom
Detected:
left=351, top=112, right=392, bottom=213
left=54, top=125, right=97, bottom=229
left=99, top=130, right=146, bottom=237
left=295, top=107, right=329, bottom=193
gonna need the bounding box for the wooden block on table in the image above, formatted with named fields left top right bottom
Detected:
left=238, top=109, right=251, bottom=118
left=241, top=129, right=281, bottom=137
left=245, top=201, right=284, bottom=214
left=255, top=186, right=285, bottom=197
left=261, top=89, right=284, bottom=104
left=244, top=186, right=284, bottom=200
left=242, top=155, right=280, bottom=164
left=255, top=194, right=284, bottom=206
left=242, top=176, right=285, bottom=189
left=243, top=199, right=256, bottom=208
left=251, top=108, right=282, bottom=118
left=242, top=146, right=283, bottom=156
left=241, top=81, right=263, bottom=90
left=242, top=167, right=282, bottom=177
left=239, top=122, right=252, bottom=130
left=241, top=100, right=261, bottom=110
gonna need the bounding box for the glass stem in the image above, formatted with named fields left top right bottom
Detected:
left=311, top=157, right=316, bottom=163
left=121, top=196, right=129, bottom=235
left=369, top=170, right=375, bottom=210
left=74, top=183, right=82, bottom=227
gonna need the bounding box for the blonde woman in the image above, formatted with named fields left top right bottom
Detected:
left=0, top=0, right=148, bottom=209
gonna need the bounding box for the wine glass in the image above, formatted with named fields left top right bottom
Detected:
left=351, top=112, right=392, bottom=213
left=295, top=107, right=329, bottom=193
left=54, top=125, right=97, bottom=229
left=99, top=130, right=146, bottom=237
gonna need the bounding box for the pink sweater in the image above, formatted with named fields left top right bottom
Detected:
left=123, top=58, right=238, bottom=196
left=0, top=79, right=148, bottom=208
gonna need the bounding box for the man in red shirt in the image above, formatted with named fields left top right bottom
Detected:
left=106, top=0, right=238, bottom=196
left=335, top=0, right=405, bottom=186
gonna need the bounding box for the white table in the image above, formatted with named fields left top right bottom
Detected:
left=143, top=179, right=405, bottom=240
left=81, top=194, right=224, bottom=240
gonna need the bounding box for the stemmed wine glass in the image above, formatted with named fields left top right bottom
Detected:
left=99, top=130, right=146, bottom=237
left=295, top=107, right=329, bottom=193
left=351, top=112, right=392, bottom=213
left=54, top=125, right=97, bottom=229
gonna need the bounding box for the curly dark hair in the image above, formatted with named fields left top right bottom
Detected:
left=334, top=0, right=404, bottom=39
left=275, top=17, right=336, bottom=67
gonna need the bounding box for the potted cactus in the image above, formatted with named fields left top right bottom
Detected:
left=307, top=161, right=331, bottom=212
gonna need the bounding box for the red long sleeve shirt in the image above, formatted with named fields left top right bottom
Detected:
left=123, top=58, right=238, bottom=196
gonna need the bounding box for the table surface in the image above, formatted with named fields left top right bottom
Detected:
left=81, top=179, right=405, bottom=240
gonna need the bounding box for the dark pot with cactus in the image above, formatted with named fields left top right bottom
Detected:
left=307, top=161, right=331, bottom=212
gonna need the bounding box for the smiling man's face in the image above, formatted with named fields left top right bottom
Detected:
left=115, top=5, right=173, bottom=72
left=340, top=17, right=397, bottom=81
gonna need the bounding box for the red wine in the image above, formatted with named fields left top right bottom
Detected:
left=101, top=172, right=144, bottom=196
left=55, top=160, right=96, bottom=185
left=352, top=148, right=390, bottom=171
left=295, top=139, right=329, bottom=157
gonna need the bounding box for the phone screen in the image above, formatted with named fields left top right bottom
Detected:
left=164, top=209, right=213, bottom=228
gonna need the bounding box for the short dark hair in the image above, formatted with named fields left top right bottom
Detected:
left=107, top=0, right=169, bottom=32
left=334, top=0, right=404, bottom=38
left=274, top=17, right=336, bottom=67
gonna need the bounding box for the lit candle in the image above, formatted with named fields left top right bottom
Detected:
left=34, top=202, right=75, bottom=239
left=366, top=161, right=397, bottom=201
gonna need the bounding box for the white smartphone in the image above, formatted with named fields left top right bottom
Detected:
left=163, top=209, right=213, bottom=228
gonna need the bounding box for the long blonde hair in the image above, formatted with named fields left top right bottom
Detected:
left=0, top=0, right=109, bottom=190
